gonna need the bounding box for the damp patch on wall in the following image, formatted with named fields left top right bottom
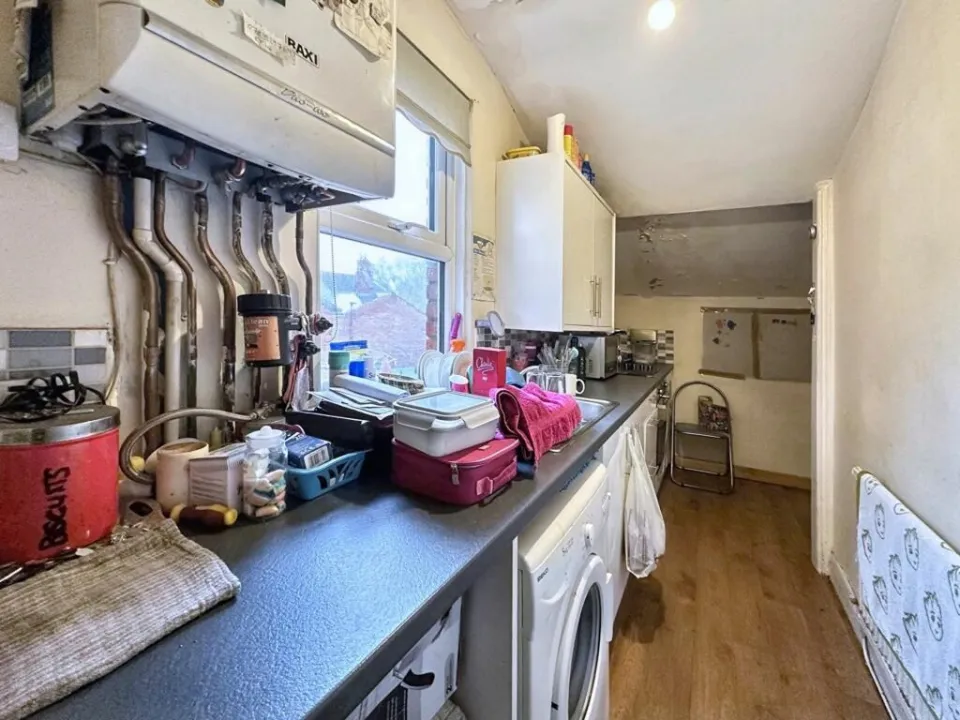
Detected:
left=616, top=203, right=814, bottom=298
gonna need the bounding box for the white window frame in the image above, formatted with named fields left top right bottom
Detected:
left=318, top=114, right=470, bottom=348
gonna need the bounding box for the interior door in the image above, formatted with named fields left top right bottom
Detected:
left=593, top=201, right=615, bottom=329
left=562, top=166, right=597, bottom=328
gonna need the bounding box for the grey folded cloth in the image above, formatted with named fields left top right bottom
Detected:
left=0, top=520, right=240, bottom=720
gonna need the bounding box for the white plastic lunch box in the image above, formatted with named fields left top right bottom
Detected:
left=393, top=390, right=500, bottom=457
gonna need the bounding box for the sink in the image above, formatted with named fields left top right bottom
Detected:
left=549, top=397, right=619, bottom=453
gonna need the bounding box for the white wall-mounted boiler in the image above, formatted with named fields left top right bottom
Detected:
left=22, top=0, right=397, bottom=205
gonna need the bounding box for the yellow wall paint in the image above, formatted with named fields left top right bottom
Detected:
left=617, top=295, right=812, bottom=478
left=832, top=0, right=960, bottom=579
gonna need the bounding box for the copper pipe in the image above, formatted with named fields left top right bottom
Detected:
left=216, top=158, right=248, bottom=188
left=294, top=211, right=314, bottom=315
left=227, top=158, right=247, bottom=182
left=154, top=172, right=198, bottom=437
left=103, top=157, right=162, bottom=454
left=195, top=192, right=237, bottom=414
left=171, top=140, right=196, bottom=171
left=233, top=192, right=264, bottom=408
left=260, top=199, right=289, bottom=295
left=232, top=192, right=262, bottom=292
left=295, top=210, right=314, bottom=389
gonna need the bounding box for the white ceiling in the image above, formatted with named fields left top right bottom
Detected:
left=448, top=0, right=902, bottom=215
left=617, top=204, right=813, bottom=297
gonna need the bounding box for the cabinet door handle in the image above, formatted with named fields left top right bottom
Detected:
left=589, top=276, right=597, bottom=317
left=597, top=278, right=602, bottom=320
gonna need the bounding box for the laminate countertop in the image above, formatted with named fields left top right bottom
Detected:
left=34, top=367, right=672, bottom=720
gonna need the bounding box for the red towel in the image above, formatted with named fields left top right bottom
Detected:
left=491, top=384, right=582, bottom=463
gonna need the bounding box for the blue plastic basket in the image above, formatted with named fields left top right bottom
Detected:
left=285, top=450, right=370, bottom=501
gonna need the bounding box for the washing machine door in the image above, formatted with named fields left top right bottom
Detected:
left=552, top=554, right=612, bottom=720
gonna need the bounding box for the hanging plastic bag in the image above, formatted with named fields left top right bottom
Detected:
left=624, top=424, right=666, bottom=578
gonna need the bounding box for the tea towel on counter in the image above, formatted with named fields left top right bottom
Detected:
left=857, top=472, right=960, bottom=720
left=0, top=520, right=240, bottom=720
left=492, top=384, right=581, bottom=463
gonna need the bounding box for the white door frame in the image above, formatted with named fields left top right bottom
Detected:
left=812, top=179, right=837, bottom=574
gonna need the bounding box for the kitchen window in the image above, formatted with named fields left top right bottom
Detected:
left=317, top=34, right=473, bottom=374
left=318, top=233, right=443, bottom=372
left=357, top=112, right=438, bottom=232
left=318, top=110, right=466, bottom=374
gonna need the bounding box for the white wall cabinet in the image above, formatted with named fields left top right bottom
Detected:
left=497, top=154, right=616, bottom=332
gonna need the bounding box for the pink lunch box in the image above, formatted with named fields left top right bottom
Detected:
left=391, top=437, right=520, bottom=506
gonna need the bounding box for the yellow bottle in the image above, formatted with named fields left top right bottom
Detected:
left=563, top=124, right=574, bottom=160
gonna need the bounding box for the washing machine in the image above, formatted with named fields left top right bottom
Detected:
left=518, top=461, right=613, bottom=720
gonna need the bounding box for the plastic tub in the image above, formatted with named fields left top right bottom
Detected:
left=285, top=450, right=369, bottom=500
left=393, top=390, right=500, bottom=457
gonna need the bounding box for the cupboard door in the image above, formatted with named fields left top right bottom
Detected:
left=562, top=166, right=597, bottom=328
left=593, top=200, right=615, bottom=328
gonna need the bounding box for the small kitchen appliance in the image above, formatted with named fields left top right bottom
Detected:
left=578, top=335, right=619, bottom=380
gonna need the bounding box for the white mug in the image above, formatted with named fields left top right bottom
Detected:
left=564, top=373, right=586, bottom=396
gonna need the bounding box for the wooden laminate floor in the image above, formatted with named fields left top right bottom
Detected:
left=609, top=479, right=887, bottom=720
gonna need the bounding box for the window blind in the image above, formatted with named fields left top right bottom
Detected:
left=396, top=33, right=473, bottom=164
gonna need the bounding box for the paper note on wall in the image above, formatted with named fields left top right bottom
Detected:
left=700, top=309, right=753, bottom=378
left=472, top=235, right=496, bottom=303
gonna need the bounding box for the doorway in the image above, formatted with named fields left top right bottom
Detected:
left=811, top=180, right=836, bottom=575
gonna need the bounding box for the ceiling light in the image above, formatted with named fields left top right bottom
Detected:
left=647, top=0, right=676, bottom=31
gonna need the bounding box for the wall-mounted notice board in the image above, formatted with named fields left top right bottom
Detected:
left=701, top=308, right=811, bottom=382
left=757, top=312, right=812, bottom=381
left=701, top=309, right=754, bottom=379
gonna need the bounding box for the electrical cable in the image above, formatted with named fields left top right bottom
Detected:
left=19, top=147, right=102, bottom=175
left=103, top=244, right=122, bottom=401
left=0, top=371, right=106, bottom=424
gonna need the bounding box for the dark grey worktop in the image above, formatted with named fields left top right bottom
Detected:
left=34, top=368, right=671, bottom=720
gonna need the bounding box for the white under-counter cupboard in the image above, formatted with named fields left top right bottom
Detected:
left=496, top=153, right=616, bottom=332
left=601, top=393, right=661, bottom=614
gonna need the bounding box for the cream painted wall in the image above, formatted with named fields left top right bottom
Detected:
left=0, top=1, right=522, bottom=437
left=617, top=296, right=812, bottom=478
left=831, top=0, right=960, bottom=579
left=398, top=0, right=526, bottom=321
left=0, top=155, right=307, bottom=440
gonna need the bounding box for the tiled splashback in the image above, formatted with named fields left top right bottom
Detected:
left=474, top=325, right=676, bottom=364
left=0, top=328, right=110, bottom=399
left=475, top=326, right=562, bottom=351
left=657, top=330, right=675, bottom=362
